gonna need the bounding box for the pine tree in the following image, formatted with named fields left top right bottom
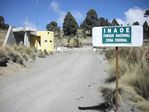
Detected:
left=63, top=12, right=78, bottom=36
left=111, top=18, right=119, bottom=26
left=143, top=21, right=149, bottom=39
left=0, top=16, right=5, bottom=24
left=81, top=9, right=99, bottom=35
left=46, top=21, right=58, bottom=32
left=144, top=10, right=149, bottom=17
left=133, top=21, right=140, bottom=25
left=99, top=17, right=107, bottom=26
left=0, top=16, right=9, bottom=29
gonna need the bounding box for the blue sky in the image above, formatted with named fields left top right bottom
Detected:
left=0, top=0, right=149, bottom=30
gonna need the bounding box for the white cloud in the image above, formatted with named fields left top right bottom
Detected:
left=50, top=1, right=66, bottom=27
left=116, top=7, right=149, bottom=25
left=50, top=1, right=65, bottom=15
left=72, top=10, right=84, bottom=24
left=49, top=1, right=84, bottom=27
left=22, top=19, right=37, bottom=30
left=50, top=1, right=59, bottom=12
left=116, top=18, right=125, bottom=25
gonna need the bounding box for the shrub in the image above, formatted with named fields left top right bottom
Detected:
left=38, top=50, right=46, bottom=58
left=62, top=38, right=69, bottom=47
left=100, top=87, right=116, bottom=105
left=74, top=38, right=82, bottom=47
left=5, top=46, right=24, bottom=65
left=25, top=47, right=36, bottom=61
left=68, top=38, right=82, bottom=48
left=69, top=38, right=77, bottom=48
left=12, top=45, right=36, bottom=61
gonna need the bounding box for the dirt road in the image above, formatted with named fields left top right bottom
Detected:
left=0, top=47, right=108, bottom=112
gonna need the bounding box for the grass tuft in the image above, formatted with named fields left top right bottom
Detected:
left=104, top=46, right=149, bottom=111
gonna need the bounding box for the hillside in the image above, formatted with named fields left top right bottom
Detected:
left=0, top=30, right=7, bottom=46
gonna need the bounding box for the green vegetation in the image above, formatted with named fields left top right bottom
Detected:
left=47, top=9, right=149, bottom=49
left=55, top=37, right=82, bottom=48
left=133, top=21, right=140, bottom=25
left=46, top=21, right=58, bottom=32
left=143, top=21, right=149, bottom=39
left=0, top=16, right=9, bottom=29
left=98, top=17, right=110, bottom=26
left=68, top=38, right=82, bottom=48
left=63, top=12, right=78, bottom=36
left=104, top=46, right=149, bottom=111
left=80, top=9, right=99, bottom=35
left=144, top=9, right=149, bottom=17
left=111, top=18, right=119, bottom=26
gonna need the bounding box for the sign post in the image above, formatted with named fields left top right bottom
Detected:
left=92, top=26, right=143, bottom=112
left=115, top=46, right=119, bottom=111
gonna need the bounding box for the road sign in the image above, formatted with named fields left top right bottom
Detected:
left=92, top=26, right=143, bottom=112
left=92, top=26, right=143, bottom=47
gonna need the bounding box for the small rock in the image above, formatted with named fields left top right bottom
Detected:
left=88, top=85, right=91, bottom=87
left=92, top=82, right=95, bottom=85
left=80, top=96, right=84, bottom=99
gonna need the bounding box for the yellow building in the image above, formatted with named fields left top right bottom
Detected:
left=30, top=31, right=54, bottom=53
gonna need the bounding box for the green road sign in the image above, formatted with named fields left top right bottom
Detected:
left=102, top=27, right=131, bottom=44
left=92, top=26, right=143, bottom=47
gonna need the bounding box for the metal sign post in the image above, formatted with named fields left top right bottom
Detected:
left=115, top=47, right=119, bottom=112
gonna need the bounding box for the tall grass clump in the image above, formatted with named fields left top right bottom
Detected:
left=104, top=46, right=149, bottom=111
left=12, top=45, right=36, bottom=61
left=0, top=45, right=36, bottom=67
left=106, top=58, right=129, bottom=82
left=0, top=46, right=24, bottom=66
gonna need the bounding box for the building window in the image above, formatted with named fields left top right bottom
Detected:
left=45, top=40, right=47, bottom=42
left=50, top=40, right=52, bottom=43
left=48, top=32, right=49, bottom=34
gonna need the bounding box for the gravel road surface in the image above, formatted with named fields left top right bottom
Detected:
left=0, top=47, right=108, bottom=112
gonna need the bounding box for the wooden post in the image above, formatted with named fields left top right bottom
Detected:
left=115, top=47, right=119, bottom=112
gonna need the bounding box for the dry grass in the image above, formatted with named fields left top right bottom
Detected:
left=0, top=30, right=7, bottom=46
left=0, top=45, right=36, bottom=67
left=136, top=100, right=149, bottom=112
left=104, top=45, right=149, bottom=111
left=0, top=46, right=24, bottom=65
left=12, top=45, right=36, bottom=61
left=120, top=59, right=149, bottom=100
left=106, top=58, right=129, bottom=82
